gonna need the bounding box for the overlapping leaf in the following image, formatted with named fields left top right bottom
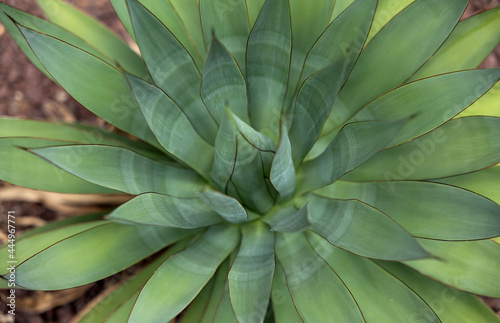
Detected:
left=201, top=38, right=249, bottom=124
left=350, top=69, right=500, bottom=147
left=127, top=0, right=217, bottom=142
left=404, top=239, right=500, bottom=297
left=308, top=233, right=440, bottom=322
left=1, top=222, right=193, bottom=290
left=200, top=0, right=249, bottom=70
left=246, top=0, right=291, bottom=139
left=344, top=116, right=500, bottom=181
left=31, top=145, right=204, bottom=197
left=126, top=74, right=215, bottom=179
left=228, top=222, right=275, bottom=323
left=411, top=6, right=500, bottom=80
left=107, top=193, right=223, bottom=228
left=379, top=261, right=500, bottom=323
left=325, top=0, right=469, bottom=132
left=35, top=0, right=148, bottom=77
left=315, top=180, right=500, bottom=240
left=212, top=112, right=276, bottom=213
left=308, top=196, right=428, bottom=260
left=18, top=25, right=159, bottom=147
left=298, top=120, right=404, bottom=193
left=128, top=225, right=239, bottom=322
left=275, top=232, right=364, bottom=322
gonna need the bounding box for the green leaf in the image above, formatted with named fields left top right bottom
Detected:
left=308, top=196, right=428, bottom=260
left=0, top=138, right=116, bottom=194
left=275, top=232, right=364, bottom=322
left=351, top=69, right=500, bottom=147
left=107, top=193, right=223, bottom=228
left=198, top=188, right=249, bottom=224
left=126, top=74, right=215, bottom=180
left=31, top=145, right=204, bottom=197
left=458, top=82, right=500, bottom=118
left=308, top=233, right=440, bottom=323
left=298, top=120, right=404, bottom=194
left=126, top=0, right=217, bottom=143
left=201, top=38, right=249, bottom=124
left=181, top=260, right=230, bottom=323
left=263, top=204, right=310, bottom=233
left=289, top=62, right=348, bottom=165
left=434, top=165, right=500, bottom=205
left=411, top=6, right=500, bottom=80
left=379, top=261, right=500, bottom=323
left=17, top=212, right=106, bottom=241
left=0, top=118, right=165, bottom=160
left=0, top=221, right=104, bottom=272
left=344, top=117, right=500, bottom=181
left=110, top=0, right=135, bottom=40
left=245, top=0, right=266, bottom=27
left=284, top=0, right=337, bottom=109
left=228, top=222, right=275, bottom=323
left=213, top=287, right=239, bottom=322
left=315, top=180, right=500, bottom=240
left=0, top=2, right=116, bottom=77
left=300, top=0, right=377, bottom=81
left=128, top=224, right=239, bottom=322
left=270, top=124, right=296, bottom=200
left=35, top=0, right=148, bottom=78
left=78, top=240, right=190, bottom=323
left=404, top=239, right=500, bottom=297
left=326, top=0, right=469, bottom=132
left=168, top=0, right=207, bottom=62
left=364, top=0, right=415, bottom=43
left=2, top=223, right=192, bottom=290
left=200, top=0, right=249, bottom=70
left=212, top=112, right=276, bottom=213
left=18, top=25, right=159, bottom=147
left=246, top=0, right=291, bottom=139
left=271, top=263, right=303, bottom=323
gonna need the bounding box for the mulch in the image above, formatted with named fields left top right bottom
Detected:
left=0, top=0, right=499, bottom=322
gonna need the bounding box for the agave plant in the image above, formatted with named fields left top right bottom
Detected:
left=1, top=0, right=500, bottom=321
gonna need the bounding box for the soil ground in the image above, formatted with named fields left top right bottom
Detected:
left=0, top=0, right=499, bottom=322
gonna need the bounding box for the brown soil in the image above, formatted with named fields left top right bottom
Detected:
left=0, top=0, right=499, bottom=322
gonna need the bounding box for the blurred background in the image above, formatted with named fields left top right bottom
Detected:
left=0, top=0, right=499, bottom=322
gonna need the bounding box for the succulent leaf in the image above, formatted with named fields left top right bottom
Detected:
left=404, top=239, right=500, bottom=297
left=345, top=116, right=500, bottom=181
left=246, top=0, right=291, bottom=139
left=308, top=196, right=428, bottom=260
left=411, top=5, right=500, bottom=80
left=31, top=145, right=204, bottom=196
left=202, top=37, right=250, bottom=124
left=18, top=25, right=160, bottom=147
left=2, top=223, right=193, bottom=290
left=275, top=232, right=364, bottom=322
left=228, top=222, right=275, bottom=323
left=126, top=73, right=215, bottom=179
left=127, top=0, right=217, bottom=143
left=316, top=180, right=500, bottom=240
left=327, top=0, right=469, bottom=131
left=128, top=224, right=239, bottom=322
left=308, top=233, right=440, bottom=322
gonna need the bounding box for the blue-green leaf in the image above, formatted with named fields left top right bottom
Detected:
left=126, top=74, right=215, bottom=180
left=228, top=222, right=275, bottom=323
left=128, top=224, right=239, bottom=322
left=308, top=196, right=428, bottom=260
left=246, top=0, right=291, bottom=139
left=107, top=193, right=223, bottom=228
left=127, top=0, right=217, bottom=143
left=31, top=145, right=204, bottom=197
